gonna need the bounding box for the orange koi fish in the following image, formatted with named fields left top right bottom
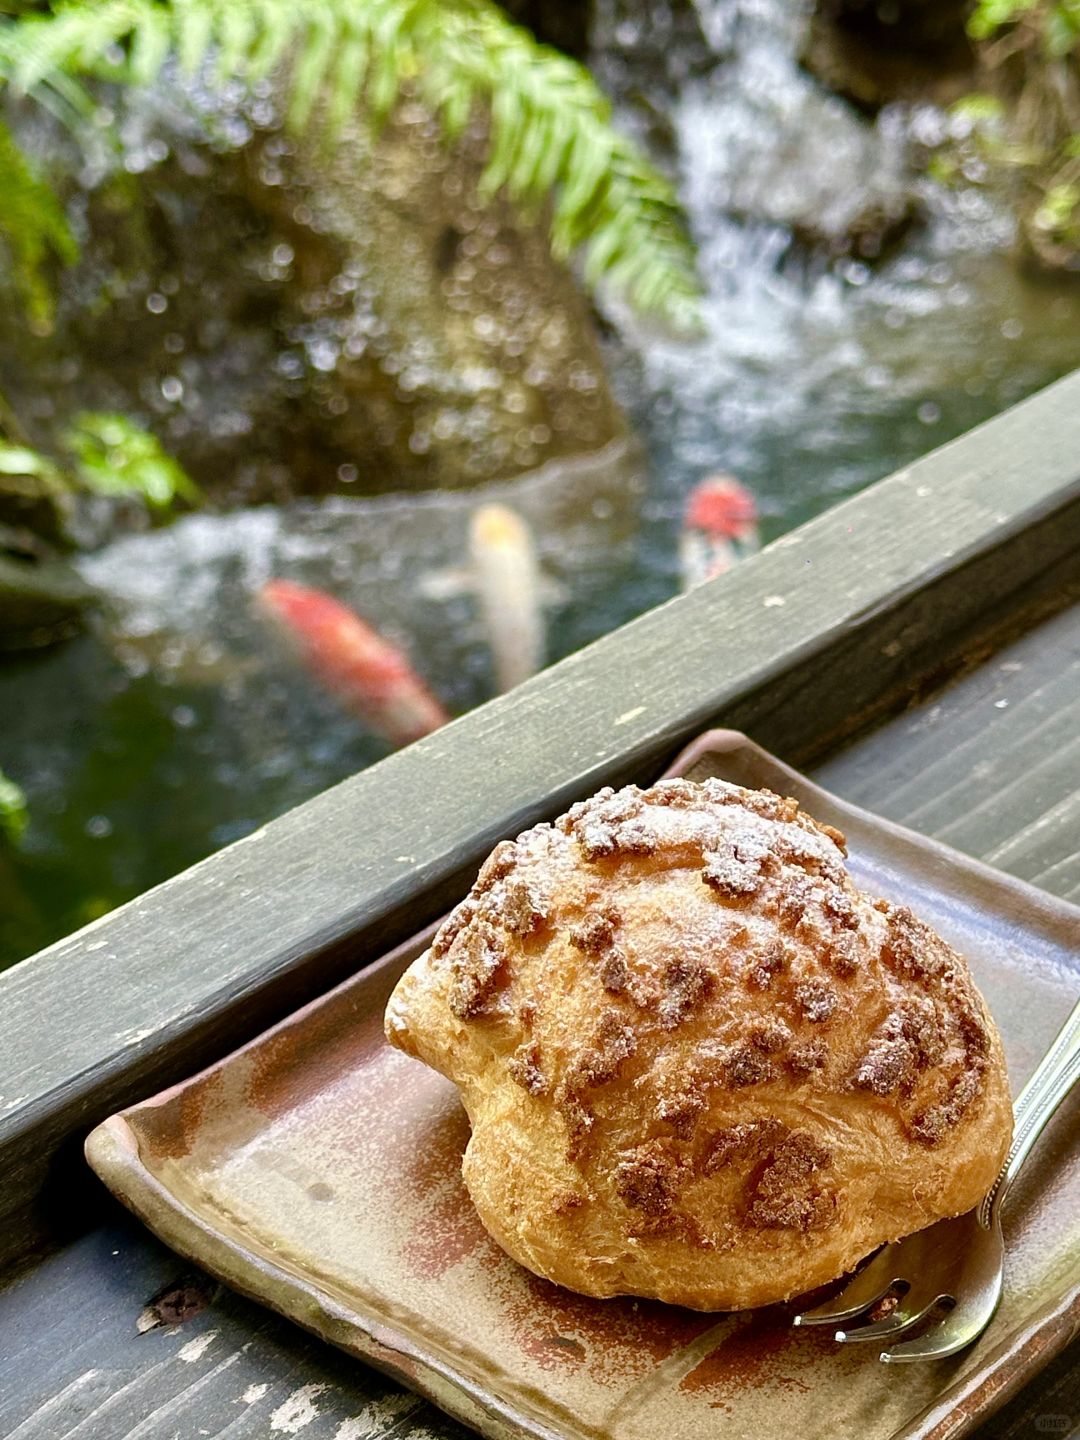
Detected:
left=679, top=474, right=761, bottom=590
left=259, top=579, right=448, bottom=746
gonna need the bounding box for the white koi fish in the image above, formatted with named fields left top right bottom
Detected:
left=423, top=503, right=560, bottom=694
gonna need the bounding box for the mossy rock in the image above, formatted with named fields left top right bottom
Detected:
left=0, top=464, right=74, bottom=550
left=0, top=85, right=626, bottom=509
left=0, top=526, right=96, bottom=650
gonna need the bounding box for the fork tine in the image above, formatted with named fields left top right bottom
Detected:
left=792, top=1246, right=901, bottom=1327
left=879, top=1304, right=978, bottom=1364
left=836, top=1295, right=946, bottom=1345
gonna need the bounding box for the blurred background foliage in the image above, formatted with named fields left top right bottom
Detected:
left=0, top=764, right=27, bottom=843
left=0, top=413, right=196, bottom=514
left=0, top=113, right=79, bottom=326
left=961, top=0, right=1080, bottom=264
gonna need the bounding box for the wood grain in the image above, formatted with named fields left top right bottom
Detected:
left=817, top=601, right=1080, bottom=883
left=0, top=1217, right=469, bottom=1440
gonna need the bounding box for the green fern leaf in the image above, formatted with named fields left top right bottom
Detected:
left=241, top=0, right=291, bottom=80
left=479, top=84, right=524, bottom=198
left=325, top=30, right=369, bottom=138
left=63, top=411, right=200, bottom=510
left=367, top=29, right=408, bottom=121
left=0, top=0, right=702, bottom=327
left=128, top=3, right=172, bottom=86
left=173, top=0, right=214, bottom=78
left=7, top=3, right=135, bottom=90
left=214, top=3, right=257, bottom=83
left=287, top=8, right=335, bottom=130
left=0, top=119, right=78, bottom=327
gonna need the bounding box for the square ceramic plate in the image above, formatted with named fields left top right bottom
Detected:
left=86, top=731, right=1080, bottom=1440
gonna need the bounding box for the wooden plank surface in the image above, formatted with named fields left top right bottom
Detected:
left=817, top=600, right=1080, bottom=893
left=1, top=598, right=1077, bottom=1440
left=3, top=370, right=1080, bottom=1267
left=0, top=1219, right=467, bottom=1440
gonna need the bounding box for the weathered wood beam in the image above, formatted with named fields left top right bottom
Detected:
left=2, top=369, right=1080, bottom=1267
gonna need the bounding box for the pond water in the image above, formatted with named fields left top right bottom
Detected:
left=2, top=0, right=1079, bottom=969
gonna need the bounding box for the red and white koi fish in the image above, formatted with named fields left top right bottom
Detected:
left=258, top=579, right=448, bottom=746
left=423, top=503, right=560, bottom=694
left=679, top=474, right=760, bottom=590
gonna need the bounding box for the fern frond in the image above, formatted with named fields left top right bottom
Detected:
left=245, top=0, right=299, bottom=83
left=213, top=3, right=256, bottom=83
left=421, top=3, right=701, bottom=326
left=0, top=119, right=77, bottom=326
left=326, top=31, right=367, bottom=136
left=3, top=2, right=142, bottom=90
left=0, top=0, right=702, bottom=327
left=287, top=8, right=335, bottom=130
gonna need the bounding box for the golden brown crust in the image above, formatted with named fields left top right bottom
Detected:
left=384, top=778, right=1012, bottom=1310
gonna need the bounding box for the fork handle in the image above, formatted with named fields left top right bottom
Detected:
left=980, top=993, right=1080, bottom=1226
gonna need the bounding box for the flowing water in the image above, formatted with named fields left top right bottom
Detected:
left=2, top=0, right=1079, bottom=968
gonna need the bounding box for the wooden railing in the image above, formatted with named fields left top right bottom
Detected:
left=2, top=369, right=1080, bottom=1268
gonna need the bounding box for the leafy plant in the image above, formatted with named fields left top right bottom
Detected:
left=1031, top=177, right=1080, bottom=244
left=63, top=412, right=200, bottom=510
left=0, top=766, right=28, bottom=845
left=968, top=0, right=1039, bottom=40
left=0, top=413, right=198, bottom=513
left=0, top=436, right=64, bottom=485
left=0, top=0, right=702, bottom=327
left=937, top=0, right=1080, bottom=264
left=969, top=0, right=1080, bottom=51
left=0, top=117, right=77, bottom=328
left=949, top=93, right=1006, bottom=124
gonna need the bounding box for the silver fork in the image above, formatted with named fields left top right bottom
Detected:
left=793, top=993, right=1080, bottom=1362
